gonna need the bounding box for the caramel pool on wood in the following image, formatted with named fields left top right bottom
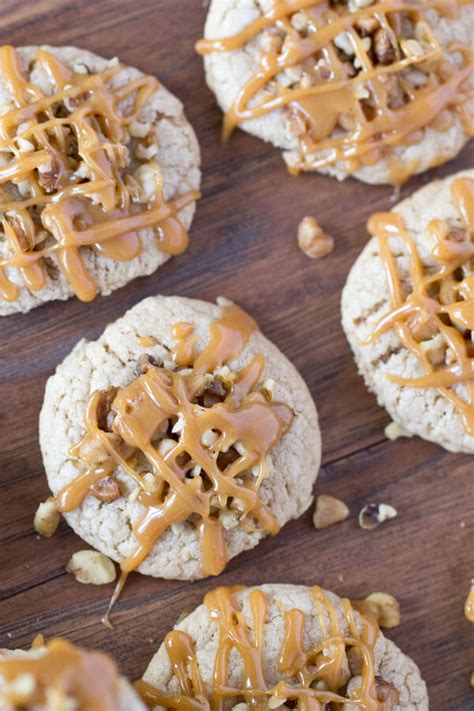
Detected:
left=196, top=0, right=473, bottom=182
left=57, top=305, right=294, bottom=577
left=365, top=176, right=474, bottom=434
left=136, top=585, right=398, bottom=710
left=0, top=46, right=198, bottom=303
left=0, top=638, right=123, bottom=709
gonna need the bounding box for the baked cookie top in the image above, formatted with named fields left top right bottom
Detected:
left=138, top=583, right=428, bottom=710
left=342, top=169, right=474, bottom=452
left=0, top=45, right=200, bottom=315
left=40, top=296, right=321, bottom=580
left=197, top=0, right=473, bottom=184
left=0, top=637, right=145, bottom=710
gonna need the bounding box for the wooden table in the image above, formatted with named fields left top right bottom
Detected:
left=0, top=2, right=472, bottom=708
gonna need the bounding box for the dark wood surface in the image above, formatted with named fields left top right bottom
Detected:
left=0, top=2, right=472, bottom=708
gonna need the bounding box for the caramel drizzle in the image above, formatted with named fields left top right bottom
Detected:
left=135, top=585, right=397, bottom=710
left=196, top=0, right=473, bottom=180
left=57, top=305, right=294, bottom=577
left=0, top=46, right=198, bottom=303
left=0, top=638, right=122, bottom=709
left=365, top=176, right=474, bottom=434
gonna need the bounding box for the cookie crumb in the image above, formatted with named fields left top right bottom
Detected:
left=297, top=216, right=334, bottom=259
left=384, top=421, right=413, bottom=440
left=359, top=502, right=397, bottom=530
left=67, top=550, right=116, bottom=585
left=313, top=495, right=349, bottom=529
left=33, top=497, right=60, bottom=538
left=365, top=592, right=401, bottom=628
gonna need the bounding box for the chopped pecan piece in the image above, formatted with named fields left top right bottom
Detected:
left=297, top=216, right=334, bottom=259
left=374, top=28, right=396, bottom=65
left=37, top=155, right=59, bottom=193
left=90, top=476, right=121, bottom=503
left=97, top=387, right=119, bottom=431
left=375, top=676, right=399, bottom=703
left=202, top=378, right=227, bottom=407
left=8, top=214, right=33, bottom=251
left=407, top=311, right=438, bottom=342
left=359, top=502, right=397, bottom=530
left=136, top=353, right=161, bottom=375
left=313, top=495, right=349, bottom=529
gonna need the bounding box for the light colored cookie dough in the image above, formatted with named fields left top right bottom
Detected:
left=0, top=45, right=200, bottom=316
left=200, top=0, right=473, bottom=184
left=141, top=583, right=428, bottom=710
left=0, top=641, right=145, bottom=710
left=342, top=169, right=474, bottom=453
left=40, top=295, right=321, bottom=579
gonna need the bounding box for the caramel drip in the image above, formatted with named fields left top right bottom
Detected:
left=57, top=306, right=294, bottom=577
left=0, top=638, right=122, bottom=709
left=196, top=0, right=473, bottom=181
left=365, top=176, right=474, bottom=434
left=135, top=585, right=398, bottom=710
left=0, top=46, right=198, bottom=302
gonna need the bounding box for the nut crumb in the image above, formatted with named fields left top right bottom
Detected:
left=365, top=592, right=401, bottom=628
left=34, top=497, right=60, bottom=537
left=90, top=476, right=121, bottom=503
left=216, top=295, right=234, bottom=307
left=384, top=421, right=413, bottom=440
left=66, top=550, right=116, bottom=585
left=359, top=502, right=397, bottom=530
left=297, top=216, right=334, bottom=259
left=313, top=495, right=349, bottom=529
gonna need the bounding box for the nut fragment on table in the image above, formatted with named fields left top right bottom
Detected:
left=384, top=421, right=413, bottom=440
left=297, top=216, right=334, bottom=259
left=66, top=550, right=116, bottom=585
left=359, top=502, right=397, bottom=530
left=365, top=592, right=401, bottom=628
left=465, top=579, right=474, bottom=622
left=313, top=495, right=349, bottom=529
left=33, top=497, right=60, bottom=537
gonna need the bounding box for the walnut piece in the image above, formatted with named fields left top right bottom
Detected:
left=313, top=495, right=349, bottom=529
left=34, top=497, right=60, bottom=537
left=374, top=28, right=396, bottom=64
left=365, top=592, right=401, bottom=628
left=66, top=550, right=116, bottom=585
left=384, top=421, right=413, bottom=440
left=297, top=216, right=334, bottom=259
left=358, top=502, right=397, bottom=530
left=90, top=476, right=121, bottom=503
left=407, top=311, right=438, bottom=342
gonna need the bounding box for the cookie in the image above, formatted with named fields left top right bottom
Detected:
left=40, top=295, right=321, bottom=580
left=0, top=45, right=200, bottom=316
left=0, top=637, right=145, bottom=710
left=138, top=583, right=428, bottom=709
left=342, top=169, right=474, bottom=453
left=197, top=0, right=473, bottom=184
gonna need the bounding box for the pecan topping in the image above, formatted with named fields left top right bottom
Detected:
left=374, top=28, right=397, bottom=65
left=90, top=476, right=121, bottom=503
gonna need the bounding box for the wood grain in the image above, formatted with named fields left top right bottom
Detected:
left=0, top=2, right=472, bottom=709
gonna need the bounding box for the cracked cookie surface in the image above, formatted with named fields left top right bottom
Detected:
left=342, top=169, right=474, bottom=453
left=0, top=45, right=200, bottom=315
left=200, top=0, right=472, bottom=184
left=140, top=583, right=428, bottom=710
left=39, top=295, right=321, bottom=579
